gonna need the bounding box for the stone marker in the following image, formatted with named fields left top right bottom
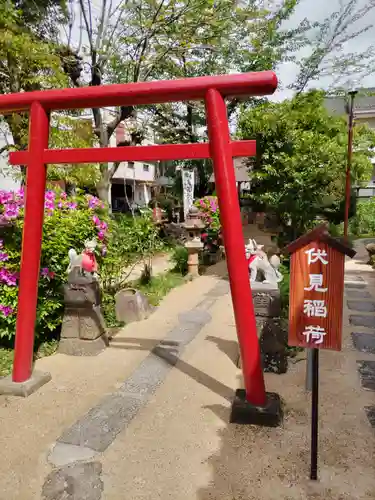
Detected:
left=237, top=282, right=287, bottom=374
left=115, top=288, right=154, bottom=324
left=351, top=332, right=375, bottom=354
left=59, top=266, right=108, bottom=356
left=357, top=360, right=375, bottom=391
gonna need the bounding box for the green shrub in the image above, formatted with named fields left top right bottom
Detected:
left=100, top=209, right=164, bottom=325
left=170, top=245, right=188, bottom=274
left=0, top=188, right=109, bottom=344
left=278, top=261, right=290, bottom=319
left=100, top=209, right=163, bottom=292
left=349, top=198, right=375, bottom=236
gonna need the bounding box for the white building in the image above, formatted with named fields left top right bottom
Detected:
left=110, top=120, right=157, bottom=212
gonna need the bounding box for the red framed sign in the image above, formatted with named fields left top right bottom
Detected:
left=285, top=225, right=356, bottom=351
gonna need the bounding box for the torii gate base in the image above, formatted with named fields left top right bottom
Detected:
left=0, top=72, right=282, bottom=426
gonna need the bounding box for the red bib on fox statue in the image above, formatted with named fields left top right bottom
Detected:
left=81, top=249, right=98, bottom=274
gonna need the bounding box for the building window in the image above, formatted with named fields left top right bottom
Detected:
left=128, top=161, right=134, bottom=169
left=143, top=163, right=149, bottom=172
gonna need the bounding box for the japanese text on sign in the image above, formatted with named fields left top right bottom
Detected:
left=302, top=248, right=328, bottom=346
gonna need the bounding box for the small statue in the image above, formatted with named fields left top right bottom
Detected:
left=245, top=238, right=283, bottom=285
left=67, top=238, right=98, bottom=279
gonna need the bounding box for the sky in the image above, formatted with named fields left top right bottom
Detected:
left=66, top=0, right=375, bottom=103
left=270, top=0, right=375, bottom=101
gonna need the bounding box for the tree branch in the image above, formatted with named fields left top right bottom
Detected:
left=106, top=106, right=135, bottom=140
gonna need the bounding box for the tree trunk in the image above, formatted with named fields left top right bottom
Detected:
left=96, top=168, right=110, bottom=203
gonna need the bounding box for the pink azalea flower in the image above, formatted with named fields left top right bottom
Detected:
left=0, top=305, right=14, bottom=317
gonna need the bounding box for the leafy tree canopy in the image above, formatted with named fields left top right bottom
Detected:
left=237, top=90, right=375, bottom=234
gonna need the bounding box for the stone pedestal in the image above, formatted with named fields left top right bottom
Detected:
left=115, top=288, right=154, bottom=324
left=186, top=241, right=203, bottom=277
left=59, top=271, right=108, bottom=356
left=238, top=282, right=287, bottom=374
left=230, top=390, right=283, bottom=427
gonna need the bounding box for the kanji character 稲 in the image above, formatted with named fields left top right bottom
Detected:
left=303, top=299, right=327, bottom=318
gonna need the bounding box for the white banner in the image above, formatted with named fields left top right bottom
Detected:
left=182, top=169, right=195, bottom=220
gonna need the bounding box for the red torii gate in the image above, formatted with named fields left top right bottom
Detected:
left=0, top=71, right=277, bottom=407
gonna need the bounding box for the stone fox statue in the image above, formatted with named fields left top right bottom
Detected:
left=245, top=238, right=283, bottom=285
left=67, top=238, right=98, bottom=277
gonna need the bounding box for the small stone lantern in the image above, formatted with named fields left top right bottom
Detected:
left=183, top=206, right=204, bottom=277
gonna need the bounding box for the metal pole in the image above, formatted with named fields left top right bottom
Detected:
left=205, top=88, right=266, bottom=406
left=310, top=348, right=319, bottom=480
left=12, top=101, right=49, bottom=382
left=305, top=348, right=313, bottom=392
left=343, top=91, right=357, bottom=238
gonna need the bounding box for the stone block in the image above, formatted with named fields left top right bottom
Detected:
left=351, top=332, right=375, bottom=354
left=357, top=360, right=375, bottom=391
left=365, top=406, right=375, bottom=428
left=230, top=390, right=283, bottom=427
left=79, top=306, right=106, bottom=340
left=63, top=281, right=100, bottom=307
left=256, top=317, right=288, bottom=374
left=48, top=443, right=96, bottom=467
left=115, top=288, right=154, bottom=324
left=251, top=282, right=281, bottom=317
left=60, top=310, right=80, bottom=338
left=0, top=370, right=51, bottom=397
left=58, top=335, right=108, bottom=356
left=61, top=307, right=106, bottom=341
left=347, top=301, right=375, bottom=312
left=350, top=315, right=375, bottom=328
left=345, top=282, right=366, bottom=289
left=346, top=289, right=371, bottom=299
left=42, top=462, right=103, bottom=500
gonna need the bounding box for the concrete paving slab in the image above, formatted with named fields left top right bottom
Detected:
left=357, top=360, right=375, bottom=391
left=365, top=406, right=375, bottom=428
left=344, top=275, right=365, bottom=281
left=347, top=300, right=375, bottom=312
left=346, top=289, right=372, bottom=299
left=350, top=315, right=375, bottom=328
left=351, top=332, right=375, bottom=354
left=48, top=442, right=97, bottom=467
left=345, top=282, right=367, bottom=289
left=42, top=462, right=103, bottom=500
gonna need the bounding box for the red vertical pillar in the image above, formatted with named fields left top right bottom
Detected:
left=205, top=88, right=266, bottom=406
left=12, top=102, right=49, bottom=382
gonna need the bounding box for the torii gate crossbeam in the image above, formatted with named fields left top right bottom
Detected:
left=0, top=71, right=278, bottom=406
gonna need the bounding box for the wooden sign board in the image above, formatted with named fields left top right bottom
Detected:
left=285, top=226, right=356, bottom=351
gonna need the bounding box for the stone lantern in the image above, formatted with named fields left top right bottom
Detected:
left=183, top=206, right=204, bottom=277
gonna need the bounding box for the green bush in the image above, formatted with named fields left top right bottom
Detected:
left=100, top=209, right=164, bottom=326
left=170, top=245, right=188, bottom=275
left=0, top=188, right=109, bottom=344
left=278, top=262, right=290, bottom=319
left=101, top=210, right=163, bottom=294
left=349, top=198, right=375, bottom=236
